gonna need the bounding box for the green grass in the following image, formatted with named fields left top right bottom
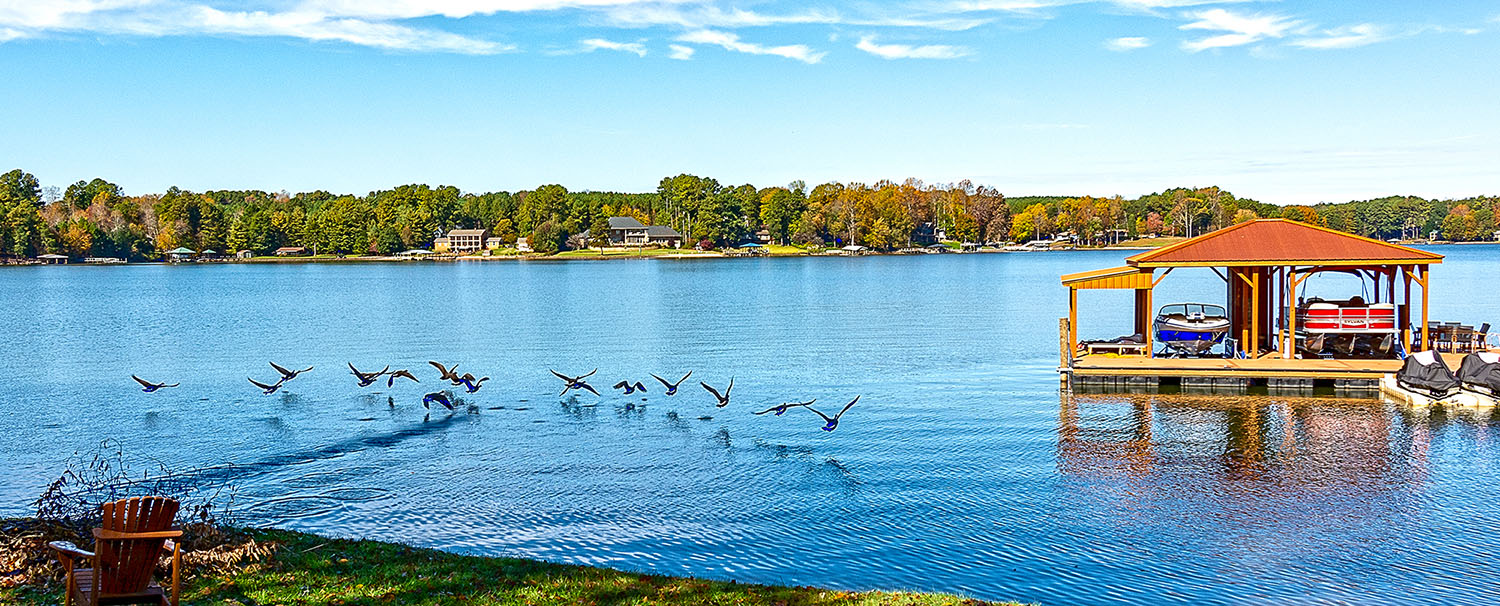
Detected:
left=1107, top=237, right=1185, bottom=248
left=765, top=244, right=809, bottom=255
left=3, top=528, right=1007, bottom=606
left=553, top=248, right=682, bottom=258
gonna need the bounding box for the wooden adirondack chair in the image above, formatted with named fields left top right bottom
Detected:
left=48, top=496, right=183, bottom=606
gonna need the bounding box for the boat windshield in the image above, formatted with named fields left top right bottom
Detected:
left=1159, top=303, right=1227, bottom=318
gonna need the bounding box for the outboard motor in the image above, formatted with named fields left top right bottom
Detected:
left=1396, top=350, right=1460, bottom=397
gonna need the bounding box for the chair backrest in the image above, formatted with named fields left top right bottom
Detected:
left=95, top=497, right=179, bottom=595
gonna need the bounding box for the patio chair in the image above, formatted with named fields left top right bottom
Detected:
left=49, top=496, right=183, bottom=606
left=1456, top=325, right=1476, bottom=354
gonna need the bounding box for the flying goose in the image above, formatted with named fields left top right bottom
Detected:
left=754, top=399, right=816, bottom=416
left=131, top=375, right=179, bottom=393
left=700, top=377, right=733, bottom=408
left=248, top=377, right=285, bottom=395
left=386, top=369, right=420, bottom=387
left=458, top=375, right=489, bottom=393
left=551, top=369, right=600, bottom=396
left=349, top=363, right=389, bottom=387
left=613, top=380, right=648, bottom=395
left=650, top=371, right=692, bottom=395
left=428, top=361, right=460, bottom=382
left=803, top=396, right=860, bottom=432
left=270, top=362, right=313, bottom=381
left=422, top=390, right=455, bottom=411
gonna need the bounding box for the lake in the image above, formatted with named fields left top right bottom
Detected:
left=4, top=246, right=1500, bottom=606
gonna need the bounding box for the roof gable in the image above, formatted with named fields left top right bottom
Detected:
left=1127, top=219, right=1442, bottom=267
left=608, top=217, right=646, bottom=229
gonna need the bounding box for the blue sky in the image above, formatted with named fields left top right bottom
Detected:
left=1, top=1, right=1496, bottom=204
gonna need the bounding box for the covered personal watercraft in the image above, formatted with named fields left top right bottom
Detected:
left=1457, top=351, right=1500, bottom=396
left=1396, top=350, right=1460, bottom=397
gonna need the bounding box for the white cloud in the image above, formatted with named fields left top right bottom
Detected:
left=294, top=0, right=674, bottom=21
left=948, top=0, right=1251, bottom=15
left=1105, top=36, right=1150, bottom=51
left=667, top=43, right=694, bottom=60
left=1291, top=23, right=1388, bottom=49
left=0, top=0, right=515, bottom=53
left=579, top=37, right=646, bottom=56
left=601, top=4, right=987, bottom=31
left=676, top=29, right=824, bottom=63
left=854, top=36, right=972, bottom=59
left=1179, top=8, right=1301, bottom=52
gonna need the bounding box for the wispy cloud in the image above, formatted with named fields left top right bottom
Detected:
left=1179, top=8, right=1301, bottom=52
left=0, top=0, right=516, bottom=53
left=676, top=29, right=825, bottom=63
left=1105, top=36, right=1151, bottom=51
left=1291, top=23, right=1388, bottom=50
left=667, top=43, right=694, bottom=60
left=578, top=37, right=647, bottom=56
left=854, top=36, right=972, bottom=59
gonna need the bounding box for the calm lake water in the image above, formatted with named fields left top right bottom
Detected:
left=4, top=246, right=1500, bottom=605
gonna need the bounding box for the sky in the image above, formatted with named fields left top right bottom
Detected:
left=0, top=1, right=1496, bottom=204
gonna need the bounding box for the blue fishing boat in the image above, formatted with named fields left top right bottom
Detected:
left=1155, top=303, right=1231, bottom=356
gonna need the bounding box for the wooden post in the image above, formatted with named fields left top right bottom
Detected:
left=1068, top=287, right=1078, bottom=354
left=1420, top=265, right=1430, bottom=352
left=1251, top=269, right=1261, bottom=358
left=1285, top=271, right=1300, bottom=358
left=1402, top=265, right=1412, bottom=351
left=1145, top=286, right=1154, bottom=357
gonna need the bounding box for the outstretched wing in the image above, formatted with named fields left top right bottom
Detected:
left=675, top=371, right=693, bottom=386
left=348, top=362, right=363, bottom=376
left=578, top=382, right=600, bottom=396
left=428, top=361, right=451, bottom=378
left=651, top=373, right=672, bottom=388
left=700, top=382, right=723, bottom=401
left=132, top=375, right=154, bottom=388
left=550, top=369, right=571, bottom=381
left=580, top=368, right=598, bottom=379
left=633, top=382, right=647, bottom=392
left=613, top=381, right=628, bottom=390
left=834, top=395, right=860, bottom=420
left=270, top=361, right=295, bottom=378
left=800, top=404, right=835, bottom=424
left=725, top=377, right=733, bottom=397
left=248, top=377, right=278, bottom=390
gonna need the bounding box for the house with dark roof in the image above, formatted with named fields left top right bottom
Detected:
left=643, top=225, right=683, bottom=248
left=607, top=217, right=648, bottom=244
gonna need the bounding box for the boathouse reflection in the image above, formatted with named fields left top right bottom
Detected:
left=1057, top=392, right=1442, bottom=483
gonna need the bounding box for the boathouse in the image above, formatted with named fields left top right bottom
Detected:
left=1060, top=219, right=1449, bottom=391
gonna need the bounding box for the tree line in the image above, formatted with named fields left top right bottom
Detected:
left=0, top=168, right=1494, bottom=260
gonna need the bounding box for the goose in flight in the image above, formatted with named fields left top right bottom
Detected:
left=613, top=380, right=648, bottom=395
left=700, top=378, right=733, bottom=408
left=386, top=369, right=420, bottom=387
left=428, top=361, right=460, bottom=382
left=131, top=375, right=179, bottom=393
left=422, top=390, right=455, bottom=411
left=804, top=396, right=860, bottom=432
left=551, top=369, right=600, bottom=396
left=754, top=399, right=816, bottom=416
left=458, top=375, right=489, bottom=393
left=349, top=363, right=389, bottom=387
left=650, top=371, right=692, bottom=395
left=248, top=377, right=285, bottom=395
left=270, top=362, right=313, bottom=381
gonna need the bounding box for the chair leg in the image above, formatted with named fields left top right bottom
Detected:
left=171, top=541, right=181, bottom=606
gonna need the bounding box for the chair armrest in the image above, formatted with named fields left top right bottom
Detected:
left=48, top=541, right=95, bottom=561
left=94, top=529, right=183, bottom=540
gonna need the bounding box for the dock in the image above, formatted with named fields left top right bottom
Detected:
left=1058, top=219, right=1457, bottom=396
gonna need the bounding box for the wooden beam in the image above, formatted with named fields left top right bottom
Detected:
left=1420, top=265, right=1430, bottom=352
left=1402, top=265, right=1412, bottom=352
left=1251, top=269, right=1261, bottom=359
left=1068, top=287, right=1078, bottom=355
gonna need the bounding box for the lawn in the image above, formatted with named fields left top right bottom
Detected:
left=553, top=248, right=680, bottom=258
left=2, top=526, right=1009, bottom=606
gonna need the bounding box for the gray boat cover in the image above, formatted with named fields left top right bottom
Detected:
left=1397, top=350, right=1460, bottom=396
left=1457, top=351, right=1500, bottom=393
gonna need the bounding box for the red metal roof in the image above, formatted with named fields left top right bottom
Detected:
left=1127, top=219, right=1443, bottom=267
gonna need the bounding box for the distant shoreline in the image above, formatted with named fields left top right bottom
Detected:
left=4, top=239, right=1489, bottom=267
